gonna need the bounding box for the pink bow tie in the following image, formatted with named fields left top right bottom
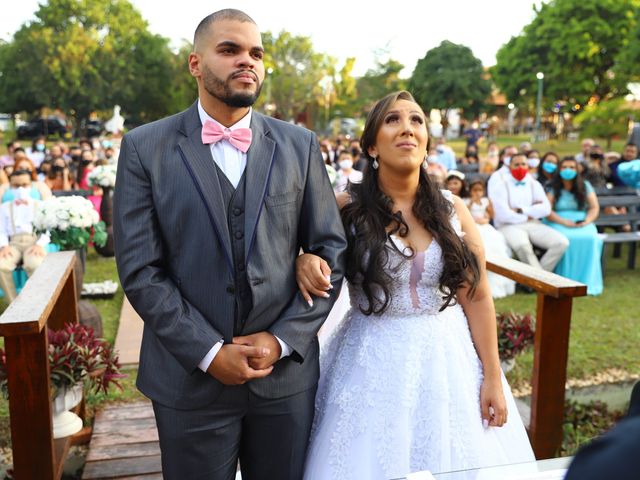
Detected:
left=201, top=120, right=252, bottom=153
left=14, top=199, right=28, bottom=206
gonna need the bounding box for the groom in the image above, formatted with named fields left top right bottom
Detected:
left=113, top=9, right=346, bottom=480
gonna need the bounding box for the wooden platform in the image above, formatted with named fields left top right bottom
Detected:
left=82, top=402, right=162, bottom=479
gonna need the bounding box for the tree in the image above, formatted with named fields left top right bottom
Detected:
left=354, top=58, right=406, bottom=115
left=0, top=0, right=179, bottom=128
left=573, top=99, right=636, bottom=148
left=615, top=4, right=640, bottom=82
left=259, top=31, right=332, bottom=125
left=409, top=41, right=491, bottom=136
left=492, top=0, right=640, bottom=111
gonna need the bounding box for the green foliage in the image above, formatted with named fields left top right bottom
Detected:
left=0, top=0, right=188, bottom=126
left=615, top=4, right=640, bottom=82
left=574, top=99, right=636, bottom=148
left=409, top=41, right=491, bottom=133
left=492, top=0, right=640, bottom=110
left=561, top=399, right=625, bottom=455
left=354, top=58, right=406, bottom=115
left=259, top=31, right=333, bottom=124
left=47, top=222, right=107, bottom=250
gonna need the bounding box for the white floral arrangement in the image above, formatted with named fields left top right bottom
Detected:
left=87, top=165, right=117, bottom=188
left=33, top=196, right=106, bottom=250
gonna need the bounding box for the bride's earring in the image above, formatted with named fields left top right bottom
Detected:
left=422, top=156, right=428, bottom=169
left=371, top=155, right=379, bottom=170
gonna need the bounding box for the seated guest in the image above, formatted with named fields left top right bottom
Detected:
left=44, top=157, right=72, bottom=192
left=526, top=149, right=541, bottom=179
left=434, top=138, right=457, bottom=170
left=0, top=141, right=20, bottom=168
left=26, top=136, right=47, bottom=168
left=445, top=170, right=467, bottom=197
left=425, top=148, right=448, bottom=186
left=609, top=143, right=639, bottom=186
left=464, top=178, right=515, bottom=298
left=582, top=148, right=611, bottom=189
left=538, top=151, right=559, bottom=188
left=543, top=157, right=603, bottom=295
left=575, top=138, right=595, bottom=164
left=333, top=151, right=363, bottom=193
left=479, top=141, right=500, bottom=173
left=0, top=170, right=49, bottom=302
left=488, top=153, right=568, bottom=271
left=564, top=382, right=640, bottom=480
left=0, top=156, right=52, bottom=202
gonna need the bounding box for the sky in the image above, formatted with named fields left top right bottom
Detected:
left=0, top=0, right=544, bottom=77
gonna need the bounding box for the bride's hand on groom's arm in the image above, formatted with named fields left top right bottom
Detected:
left=296, top=253, right=333, bottom=306
left=480, top=378, right=508, bottom=428
left=207, top=342, right=274, bottom=385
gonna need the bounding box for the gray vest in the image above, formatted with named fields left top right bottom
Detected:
left=215, top=164, right=252, bottom=335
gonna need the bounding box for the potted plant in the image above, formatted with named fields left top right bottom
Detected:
left=0, top=323, right=124, bottom=438
left=496, top=311, right=535, bottom=372
left=32, top=195, right=107, bottom=291
left=87, top=165, right=117, bottom=257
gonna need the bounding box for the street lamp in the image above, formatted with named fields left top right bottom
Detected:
left=535, top=71, right=544, bottom=141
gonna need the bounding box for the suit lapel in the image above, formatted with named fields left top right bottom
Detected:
left=244, top=113, right=275, bottom=264
left=176, top=103, right=234, bottom=273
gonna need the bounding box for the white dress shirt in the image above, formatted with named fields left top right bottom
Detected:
left=0, top=199, right=50, bottom=248
left=196, top=101, right=292, bottom=373
left=489, top=172, right=551, bottom=229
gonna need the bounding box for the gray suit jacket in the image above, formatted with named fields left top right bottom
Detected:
left=113, top=102, right=346, bottom=409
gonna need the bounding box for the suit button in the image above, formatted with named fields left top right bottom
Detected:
left=233, top=208, right=243, bottom=216
left=234, top=231, right=244, bottom=239
left=237, top=264, right=245, bottom=272
left=226, top=285, right=235, bottom=294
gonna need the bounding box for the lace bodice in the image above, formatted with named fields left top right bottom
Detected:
left=347, top=190, right=463, bottom=316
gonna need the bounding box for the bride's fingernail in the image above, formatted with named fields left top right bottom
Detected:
left=482, top=419, right=489, bottom=429
left=307, top=299, right=314, bottom=307
left=322, top=292, right=330, bottom=298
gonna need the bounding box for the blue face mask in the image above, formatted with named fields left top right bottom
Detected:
left=542, top=162, right=557, bottom=174
left=35, top=143, right=45, bottom=152
left=559, top=168, right=577, bottom=180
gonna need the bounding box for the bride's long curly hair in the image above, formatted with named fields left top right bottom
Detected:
left=342, top=91, right=480, bottom=315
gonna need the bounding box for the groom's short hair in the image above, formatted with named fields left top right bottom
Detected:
left=194, top=9, right=257, bottom=51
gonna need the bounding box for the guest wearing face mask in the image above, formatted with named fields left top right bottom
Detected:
left=425, top=148, right=448, bottom=186
left=538, top=152, right=560, bottom=188
left=526, top=149, right=541, bottom=179
left=0, top=170, right=50, bottom=302
left=26, top=136, right=47, bottom=168
left=44, top=158, right=72, bottom=192
left=0, top=156, right=52, bottom=202
left=480, top=141, right=500, bottom=173
left=543, top=157, right=603, bottom=295
left=76, top=150, right=102, bottom=214
left=582, top=148, right=611, bottom=189
left=334, top=151, right=363, bottom=193
left=488, top=153, right=568, bottom=272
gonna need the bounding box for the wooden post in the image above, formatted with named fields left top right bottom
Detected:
left=5, top=329, right=56, bottom=479
left=529, top=294, right=573, bottom=458
left=49, top=265, right=79, bottom=330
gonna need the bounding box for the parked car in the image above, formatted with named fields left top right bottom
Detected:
left=0, top=114, right=12, bottom=132
left=16, top=116, right=70, bottom=139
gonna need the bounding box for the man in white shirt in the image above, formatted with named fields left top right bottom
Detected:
left=488, top=153, right=568, bottom=271
left=0, top=170, right=49, bottom=301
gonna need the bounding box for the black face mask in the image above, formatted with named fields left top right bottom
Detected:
left=52, top=165, right=65, bottom=173
left=590, top=153, right=603, bottom=160
left=71, top=155, right=81, bottom=163
left=81, top=159, right=93, bottom=165
left=350, top=147, right=360, bottom=157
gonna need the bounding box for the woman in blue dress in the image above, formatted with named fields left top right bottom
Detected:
left=544, top=156, right=603, bottom=295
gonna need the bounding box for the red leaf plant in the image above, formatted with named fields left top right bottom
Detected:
left=0, top=323, right=125, bottom=398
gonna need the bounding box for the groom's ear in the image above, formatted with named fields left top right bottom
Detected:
left=188, top=52, right=202, bottom=79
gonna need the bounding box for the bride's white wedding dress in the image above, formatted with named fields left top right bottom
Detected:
left=304, top=192, right=534, bottom=480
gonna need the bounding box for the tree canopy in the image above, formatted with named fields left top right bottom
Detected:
left=409, top=40, right=490, bottom=133
left=492, top=0, right=640, bottom=111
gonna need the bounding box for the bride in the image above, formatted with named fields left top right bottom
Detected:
left=297, top=91, right=534, bottom=479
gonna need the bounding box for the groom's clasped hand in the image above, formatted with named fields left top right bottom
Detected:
left=207, top=331, right=282, bottom=385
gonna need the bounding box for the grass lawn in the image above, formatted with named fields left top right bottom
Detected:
left=499, top=251, right=640, bottom=391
